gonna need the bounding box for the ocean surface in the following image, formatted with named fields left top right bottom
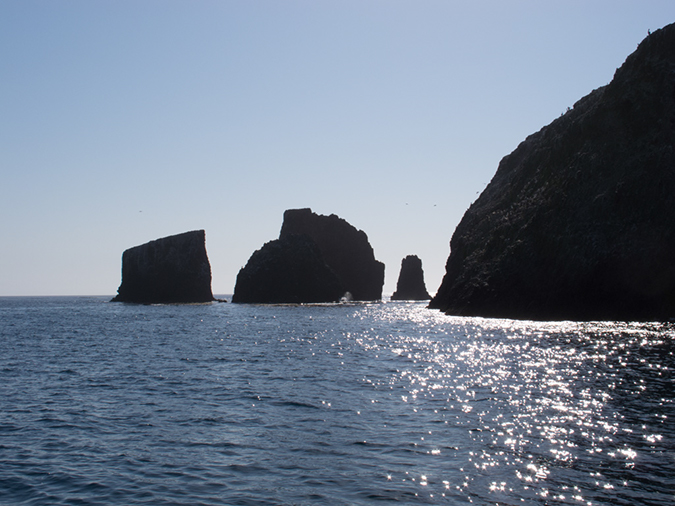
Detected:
left=0, top=296, right=673, bottom=506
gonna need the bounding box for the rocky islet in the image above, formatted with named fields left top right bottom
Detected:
left=233, top=208, right=385, bottom=303
left=112, top=230, right=214, bottom=304
left=230, top=234, right=344, bottom=304
left=391, top=255, right=431, bottom=301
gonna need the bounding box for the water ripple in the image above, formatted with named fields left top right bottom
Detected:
left=0, top=297, right=672, bottom=505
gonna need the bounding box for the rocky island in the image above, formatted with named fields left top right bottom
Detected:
left=230, top=234, right=343, bottom=304
left=233, top=208, right=385, bottom=303
left=112, top=230, right=214, bottom=304
left=430, top=23, right=675, bottom=321
left=391, top=255, right=431, bottom=301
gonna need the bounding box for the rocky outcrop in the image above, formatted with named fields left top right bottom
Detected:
left=391, top=255, right=431, bottom=301
left=430, top=23, right=675, bottom=321
left=233, top=208, right=385, bottom=303
left=112, top=230, right=214, bottom=303
left=231, top=235, right=344, bottom=303
left=279, top=208, right=385, bottom=301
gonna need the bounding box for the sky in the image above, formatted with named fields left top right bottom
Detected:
left=2, top=1, right=674, bottom=297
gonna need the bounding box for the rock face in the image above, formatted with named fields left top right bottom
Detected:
left=112, top=230, right=214, bottom=303
left=279, top=208, right=385, bottom=301
left=430, top=24, right=675, bottom=321
left=233, top=208, right=385, bottom=303
left=391, top=255, right=431, bottom=301
left=231, top=235, right=344, bottom=303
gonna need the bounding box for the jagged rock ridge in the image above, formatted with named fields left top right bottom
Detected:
left=112, top=230, right=214, bottom=304
left=233, top=208, right=385, bottom=303
left=391, top=255, right=431, bottom=301
left=430, top=23, right=675, bottom=321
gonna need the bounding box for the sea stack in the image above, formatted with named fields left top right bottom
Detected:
left=112, top=230, right=214, bottom=303
left=233, top=208, right=385, bottom=303
left=230, top=235, right=344, bottom=304
left=391, top=255, right=431, bottom=301
left=430, top=23, right=675, bottom=321
left=280, top=208, right=385, bottom=301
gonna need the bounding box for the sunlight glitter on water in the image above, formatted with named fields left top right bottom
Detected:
left=352, top=302, right=675, bottom=504
left=1, top=297, right=672, bottom=505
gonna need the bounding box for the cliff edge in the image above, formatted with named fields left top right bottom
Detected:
left=430, top=24, right=675, bottom=321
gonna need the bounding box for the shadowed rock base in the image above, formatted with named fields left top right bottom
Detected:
left=231, top=235, right=343, bottom=303
left=112, top=230, right=214, bottom=304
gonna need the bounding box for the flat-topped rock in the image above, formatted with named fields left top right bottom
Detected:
left=112, top=230, right=214, bottom=303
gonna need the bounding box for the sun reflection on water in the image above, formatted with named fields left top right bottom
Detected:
left=349, top=302, right=674, bottom=504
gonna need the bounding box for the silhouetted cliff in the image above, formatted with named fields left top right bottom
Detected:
left=391, top=255, right=431, bottom=301
left=231, top=235, right=344, bottom=303
left=233, top=208, right=385, bottom=303
left=112, top=230, right=214, bottom=303
left=430, top=23, right=675, bottom=321
left=280, top=208, right=385, bottom=301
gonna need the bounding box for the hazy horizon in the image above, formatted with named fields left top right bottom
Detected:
left=2, top=1, right=675, bottom=296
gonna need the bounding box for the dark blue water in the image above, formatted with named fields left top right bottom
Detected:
left=0, top=297, right=673, bottom=505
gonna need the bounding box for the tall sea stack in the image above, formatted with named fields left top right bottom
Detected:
left=391, top=255, right=431, bottom=301
left=112, top=230, right=214, bottom=304
left=430, top=23, right=675, bottom=321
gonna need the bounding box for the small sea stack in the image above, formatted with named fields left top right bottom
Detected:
left=112, top=230, right=214, bottom=304
left=233, top=208, right=385, bottom=303
left=391, top=255, right=431, bottom=301
left=430, top=23, right=675, bottom=321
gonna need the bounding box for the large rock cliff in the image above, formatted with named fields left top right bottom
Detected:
left=391, top=255, right=431, bottom=301
left=112, top=230, right=214, bottom=303
left=233, top=208, right=385, bottom=303
left=430, top=23, right=675, bottom=321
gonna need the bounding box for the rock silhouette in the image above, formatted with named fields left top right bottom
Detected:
left=112, top=230, right=214, bottom=303
left=231, top=235, right=344, bottom=303
left=280, top=208, right=385, bottom=301
left=430, top=23, right=675, bottom=321
left=391, top=255, right=431, bottom=301
left=233, top=208, right=385, bottom=303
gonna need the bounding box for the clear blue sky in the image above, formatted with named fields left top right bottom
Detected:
left=1, top=1, right=674, bottom=296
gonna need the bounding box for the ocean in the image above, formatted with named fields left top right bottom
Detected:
left=0, top=296, right=672, bottom=505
